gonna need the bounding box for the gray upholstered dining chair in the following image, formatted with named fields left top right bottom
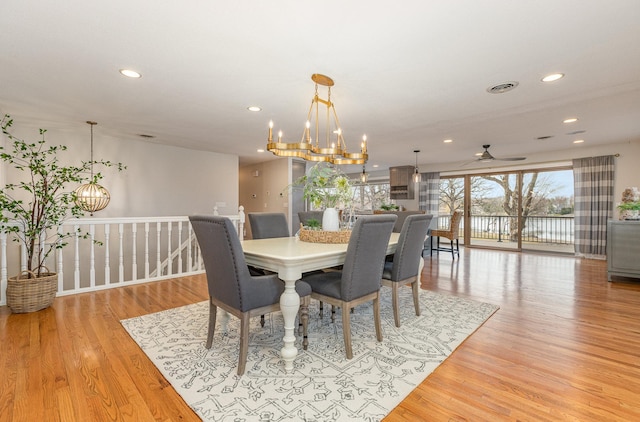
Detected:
left=248, top=212, right=290, bottom=239
left=189, top=215, right=311, bottom=376
left=301, top=214, right=396, bottom=359
left=298, top=211, right=324, bottom=226
left=382, top=214, right=433, bottom=327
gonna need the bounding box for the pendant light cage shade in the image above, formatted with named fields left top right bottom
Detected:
left=74, top=183, right=111, bottom=215
left=74, top=121, right=111, bottom=215
left=413, top=149, right=421, bottom=183
left=360, top=165, right=368, bottom=183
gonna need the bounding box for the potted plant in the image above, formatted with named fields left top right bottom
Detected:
left=617, top=201, right=640, bottom=220
left=0, top=115, right=124, bottom=313
left=292, top=163, right=353, bottom=231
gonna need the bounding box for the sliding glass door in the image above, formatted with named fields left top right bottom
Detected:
left=467, top=173, right=520, bottom=250
left=439, top=167, right=574, bottom=253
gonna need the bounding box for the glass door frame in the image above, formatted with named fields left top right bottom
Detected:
left=462, top=172, right=523, bottom=251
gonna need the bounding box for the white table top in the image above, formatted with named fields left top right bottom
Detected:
left=241, top=232, right=400, bottom=280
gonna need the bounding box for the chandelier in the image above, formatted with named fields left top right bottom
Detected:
left=74, top=121, right=111, bottom=215
left=266, top=74, right=368, bottom=165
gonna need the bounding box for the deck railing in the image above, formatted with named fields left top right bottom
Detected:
left=0, top=207, right=244, bottom=306
left=436, top=214, right=574, bottom=245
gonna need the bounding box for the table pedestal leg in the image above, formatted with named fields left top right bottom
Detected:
left=279, top=278, right=300, bottom=372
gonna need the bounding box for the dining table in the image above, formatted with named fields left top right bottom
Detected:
left=241, top=232, right=406, bottom=372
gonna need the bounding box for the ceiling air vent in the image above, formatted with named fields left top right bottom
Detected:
left=138, top=134, right=156, bottom=139
left=487, top=81, right=519, bottom=94
left=536, top=135, right=554, bottom=140
left=566, top=130, right=586, bottom=135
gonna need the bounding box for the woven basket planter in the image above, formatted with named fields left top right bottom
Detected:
left=299, top=224, right=351, bottom=244
left=6, top=270, right=57, bottom=313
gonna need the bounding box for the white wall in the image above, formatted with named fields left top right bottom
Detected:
left=1, top=121, right=238, bottom=218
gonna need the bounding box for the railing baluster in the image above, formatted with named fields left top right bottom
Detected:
left=74, top=224, right=80, bottom=290
left=177, top=221, right=183, bottom=274
left=104, top=224, right=110, bottom=285
left=119, top=223, right=124, bottom=283
left=156, top=222, right=162, bottom=277
left=166, top=222, right=172, bottom=276
left=131, top=223, right=137, bottom=281
left=57, top=225, right=64, bottom=291
left=144, top=222, right=150, bottom=279
left=89, top=224, right=96, bottom=288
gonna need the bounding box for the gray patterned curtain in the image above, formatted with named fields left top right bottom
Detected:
left=573, top=155, right=615, bottom=258
left=418, top=172, right=440, bottom=216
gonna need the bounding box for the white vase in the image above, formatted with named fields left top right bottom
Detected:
left=322, top=207, right=340, bottom=231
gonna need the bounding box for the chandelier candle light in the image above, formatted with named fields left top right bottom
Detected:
left=74, top=121, right=111, bottom=215
left=266, top=74, right=368, bottom=166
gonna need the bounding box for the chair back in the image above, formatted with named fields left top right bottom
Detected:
left=298, top=211, right=324, bottom=226
left=390, top=214, right=433, bottom=281
left=448, top=211, right=463, bottom=239
left=189, top=215, right=251, bottom=310
left=248, top=212, right=290, bottom=239
left=341, top=215, right=396, bottom=301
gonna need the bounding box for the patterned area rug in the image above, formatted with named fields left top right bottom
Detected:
left=122, top=288, right=498, bottom=421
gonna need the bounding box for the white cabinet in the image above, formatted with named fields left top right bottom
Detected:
left=607, top=220, right=640, bottom=281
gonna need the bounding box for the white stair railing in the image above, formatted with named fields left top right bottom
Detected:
left=0, top=206, right=245, bottom=306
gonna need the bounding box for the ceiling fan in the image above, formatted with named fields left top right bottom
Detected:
left=476, top=144, right=526, bottom=162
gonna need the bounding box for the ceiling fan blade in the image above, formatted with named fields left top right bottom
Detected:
left=496, top=157, right=526, bottom=161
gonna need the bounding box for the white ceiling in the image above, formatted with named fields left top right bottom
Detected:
left=2, top=0, right=640, bottom=173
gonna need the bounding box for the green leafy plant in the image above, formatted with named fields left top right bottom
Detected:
left=304, top=218, right=321, bottom=230
left=0, top=115, right=125, bottom=277
left=617, top=201, right=640, bottom=211
left=380, top=203, right=399, bottom=211
left=293, top=163, right=353, bottom=209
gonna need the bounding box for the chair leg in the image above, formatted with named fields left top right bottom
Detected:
left=391, top=283, right=401, bottom=328
left=341, top=305, right=353, bottom=359
left=450, top=239, right=455, bottom=258
left=319, top=301, right=324, bottom=318
left=260, top=315, right=265, bottom=327
left=206, top=300, right=217, bottom=349
left=456, top=239, right=460, bottom=255
left=373, top=294, right=383, bottom=342
left=300, top=297, right=309, bottom=350
left=411, top=280, right=421, bottom=317
left=331, top=305, right=336, bottom=323
left=237, top=314, right=250, bottom=376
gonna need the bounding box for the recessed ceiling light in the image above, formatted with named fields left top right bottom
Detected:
left=563, top=117, right=578, bottom=123
left=542, top=73, right=564, bottom=82
left=257, top=148, right=265, bottom=152
left=573, top=139, right=584, bottom=144
left=119, top=69, right=142, bottom=78
left=372, top=164, right=379, bottom=168
left=475, top=152, right=483, bottom=156
left=247, top=106, right=262, bottom=112
left=443, top=139, right=453, bottom=143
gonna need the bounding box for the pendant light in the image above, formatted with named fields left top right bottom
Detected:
left=360, top=165, right=368, bottom=183
left=413, top=149, right=421, bottom=183
left=74, top=121, right=111, bottom=216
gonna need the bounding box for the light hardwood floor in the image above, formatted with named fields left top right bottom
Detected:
left=1, top=248, right=640, bottom=421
